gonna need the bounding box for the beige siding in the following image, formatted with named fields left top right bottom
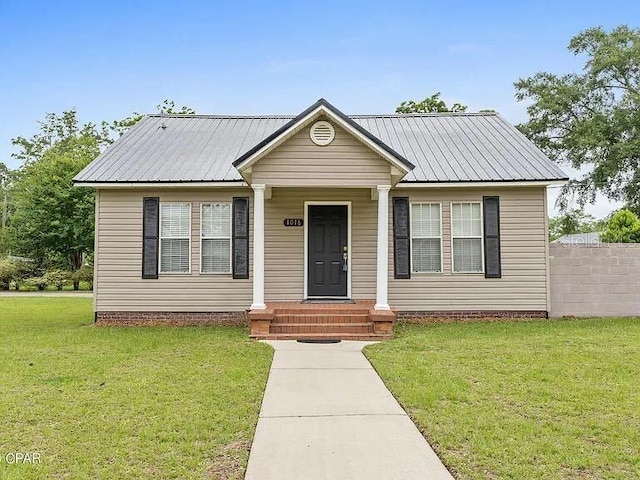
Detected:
left=96, top=188, right=253, bottom=312
left=264, top=188, right=377, bottom=301
left=251, top=121, right=391, bottom=187
left=95, top=185, right=548, bottom=313
left=389, top=187, right=548, bottom=311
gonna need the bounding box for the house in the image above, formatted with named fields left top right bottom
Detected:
left=74, top=99, right=568, bottom=339
left=552, top=232, right=601, bottom=246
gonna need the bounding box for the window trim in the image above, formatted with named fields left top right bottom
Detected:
left=199, top=202, right=233, bottom=275
left=450, top=201, right=485, bottom=274
left=159, top=202, right=192, bottom=275
left=409, top=202, right=443, bottom=274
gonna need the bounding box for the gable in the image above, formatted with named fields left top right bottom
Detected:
left=250, top=119, right=394, bottom=187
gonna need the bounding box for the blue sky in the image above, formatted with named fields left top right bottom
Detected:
left=1, top=0, right=638, bottom=216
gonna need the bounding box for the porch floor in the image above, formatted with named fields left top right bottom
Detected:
left=249, top=300, right=396, bottom=341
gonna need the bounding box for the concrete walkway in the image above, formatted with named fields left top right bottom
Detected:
left=245, top=340, right=453, bottom=480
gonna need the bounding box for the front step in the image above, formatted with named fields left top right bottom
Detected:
left=270, top=322, right=374, bottom=334
left=248, top=301, right=397, bottom=340
left=251, top=332, right=392, bottom=341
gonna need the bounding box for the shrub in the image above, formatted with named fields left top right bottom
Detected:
left=43, top=269, right=72, bottom=291
left=0, top=259, right=19, bottom=290
left=25, top=276, right=48, bottom=291
left=72, top=265, right=94, bottom=290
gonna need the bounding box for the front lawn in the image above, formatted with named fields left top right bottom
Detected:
left=0, top=298, right=273, bottom=479
left=365, top=318, right=640, bottom=480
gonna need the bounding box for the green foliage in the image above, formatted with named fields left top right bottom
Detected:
left=515, top=25, right=640, bottom=211
left=601, top=209, right=640, bottom=242
left=0, top=162, right=17, bottom=255
left=72, top=264, right=94, bottom=289
left=0, top=258, right=33, bottom=290
left=10, top=115, right=98, bottom=270
left=42, top=269, right=72, bottom=290
left=548, top=209, right=597, bottom=241
left=396, top=92, right=468, bottom=113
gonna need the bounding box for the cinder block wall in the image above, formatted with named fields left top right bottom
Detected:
left=549, top=244, right=640, bottom=317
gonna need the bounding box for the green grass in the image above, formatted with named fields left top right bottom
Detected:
left=0, top=298, right=273, bottom=479
left=365, top=319, right=640, bottom=480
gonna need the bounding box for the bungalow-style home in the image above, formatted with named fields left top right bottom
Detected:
left=74, top=99, right=568, bottom=339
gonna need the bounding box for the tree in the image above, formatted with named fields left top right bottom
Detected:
left=0, top=162, right=16, bottom=255
left=111, top=99, right=196, bottom=137
left=515, top=25, right=640, bottom=211
left=601, top=209, right=640, bottom=243
left=548, top=209, right=598, bottom=241
left=396, top=92, right=468, bottom=113
left=10, top=117, right=100, bottom=273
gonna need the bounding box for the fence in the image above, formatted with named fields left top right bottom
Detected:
left=549, top=244, right=640, bottom=317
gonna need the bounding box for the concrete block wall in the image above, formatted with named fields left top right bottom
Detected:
left=549, top=244, right=640, bottom=317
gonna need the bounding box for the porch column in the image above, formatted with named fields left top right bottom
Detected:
left=251, top=184, right=266, bottom=310
left=375, top=185, right=391, bottom=310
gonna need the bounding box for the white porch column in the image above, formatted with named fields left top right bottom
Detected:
left=251, top=184, right=266, bottom=310
left=375, top=185, right=391, bottom=310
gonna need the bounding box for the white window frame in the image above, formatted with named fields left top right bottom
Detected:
left=200, top=202, right=232, bottom=275
left=159, top=202, right=192, bottom=274
left=450, top=201, right=484, bottom=274
left=410, top=202, right=443, bottom=274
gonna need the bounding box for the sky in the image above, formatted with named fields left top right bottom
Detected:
left=1, top=0, right=638, bottom=218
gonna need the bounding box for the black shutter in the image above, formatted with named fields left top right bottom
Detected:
left=142, top=197, right=159, bottom=279
left=393, top=197, right=411, bottom=279
left=232, top=197, right=250, bottom=279
left=483, top=196, right=501, bottom=278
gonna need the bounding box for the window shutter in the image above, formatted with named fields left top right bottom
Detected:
left=142, top=197, right=159, bottom=279
left=483, top=196, right=501, bottom=278
left=232, top=197, right=250, bottom=279
left=393, top=197, right=411, bottom=279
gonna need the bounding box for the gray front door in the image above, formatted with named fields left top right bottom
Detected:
left=307, top=205, right=348, bottom=297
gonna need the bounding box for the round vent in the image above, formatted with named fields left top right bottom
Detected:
left=309, top=121, right=335, bottom=146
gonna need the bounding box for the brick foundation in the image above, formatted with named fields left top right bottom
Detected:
left=398, top=310, right=548, bottom=323
left=95, top=311, right=248, bottom=327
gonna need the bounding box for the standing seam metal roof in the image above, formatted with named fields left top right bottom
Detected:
left=74, top=110, right=568, bottom=183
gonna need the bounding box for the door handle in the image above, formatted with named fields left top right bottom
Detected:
left=342, top=246, right=348, bottom=272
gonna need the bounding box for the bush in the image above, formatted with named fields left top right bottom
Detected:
left=601, top=209, right=640, bottom=243
left=43, top=269, right=72, bottom=291
left=72, top=265, right=94, bottom=290
left=0, top=259, right=18, bottom=290
left=24, top=276, right=48, bottom=291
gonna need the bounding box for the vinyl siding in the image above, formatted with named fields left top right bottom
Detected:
left=264, top=188, right=377, bottom=300
left=95, top=188, right=253, bottom=312
left=389, top=187, right=548, bottom=311
left=251, top=121, right=392, bottom=187
left=95, top=185, right=548, bottom=312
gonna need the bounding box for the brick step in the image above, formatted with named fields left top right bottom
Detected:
left=270, top=322, right=374, bottom=334
left=271, top=313, right=370, bottom=324
left=250, top=332, right=392, bottom=341
left=274, top=308, right=371, bottom=315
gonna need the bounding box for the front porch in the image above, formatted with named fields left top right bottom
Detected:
left=248, top=300, right=396, bottom=340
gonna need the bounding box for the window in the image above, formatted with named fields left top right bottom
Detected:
left=200, top=203, right=231, bottom=274
left=451, top=202, right=483, bottom=273
left=160, top=203, right=191, bottom=273
left=411, top=203, right=442, bottom=273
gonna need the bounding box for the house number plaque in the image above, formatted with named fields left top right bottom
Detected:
left=283, top=218, right=303, bottom=227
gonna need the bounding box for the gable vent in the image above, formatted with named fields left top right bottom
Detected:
left=309, top=120, right=335, bottom=146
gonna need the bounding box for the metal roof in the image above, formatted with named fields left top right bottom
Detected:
left=74, top=105, right=568, bottom=184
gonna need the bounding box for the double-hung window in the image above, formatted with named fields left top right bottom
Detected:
left=160, top=203, right=191, bottom=273
left=451, top=202, right=483, bottom=273
left=411, top=203, right=442, bottom=273
left=200, top=203, right=231, bottom=274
